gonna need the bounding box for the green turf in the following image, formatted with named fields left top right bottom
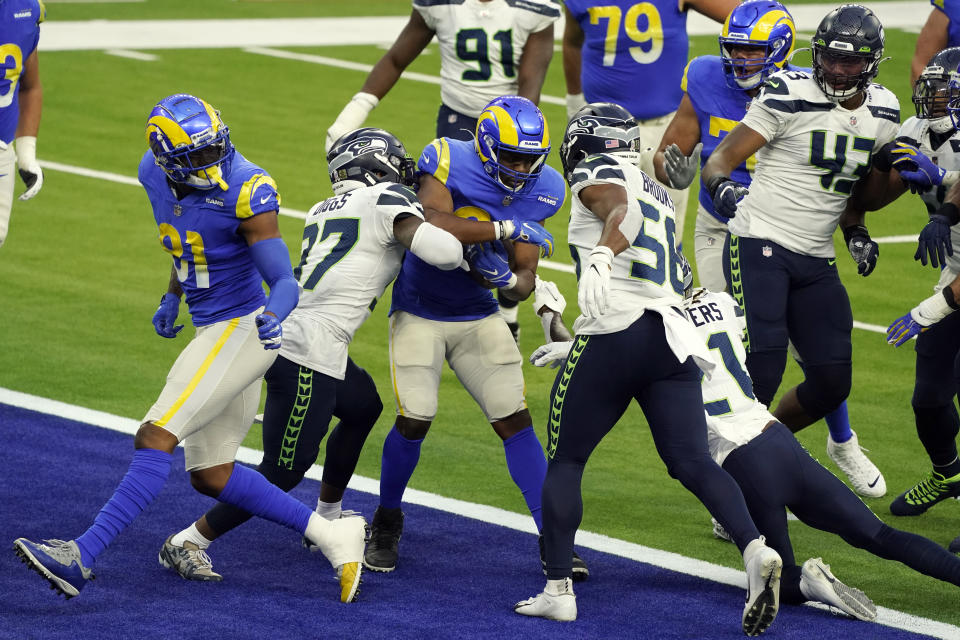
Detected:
left=1, top=6, right=958, bottom=631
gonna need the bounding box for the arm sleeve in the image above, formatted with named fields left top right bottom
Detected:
left=248, top=237, right=299, bottom=322
left=410, top=222, right=464, bottom=271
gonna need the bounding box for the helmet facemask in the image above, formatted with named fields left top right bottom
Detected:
left=719, top=1, right=795, bottom=91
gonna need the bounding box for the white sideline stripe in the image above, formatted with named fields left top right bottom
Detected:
left=103, top=49, right=157, bottom=61
left=243, top=47, right=566, bottom=107
left=1, top=387, right=956, bottom=639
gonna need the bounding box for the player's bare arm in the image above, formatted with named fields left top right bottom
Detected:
left=16, top=50, right=41, bottom=138
left=702, top=122, right=766, bottom=185
left=500, top=226, right=542, bottom=301
left=579, top=182, right=632, bottom=256
left=912, top=9, right=949, bottom=85
left=653, top=93, right=701, bottom=186
left=238, top=209, right=282, bottom=245
left=359, top=10, right=435, bottom=99
left=517, top=25, right=554, bottom=105
left=562, top=5, right=584, bottom=96
left=685, top=0, right=739, bottom=23
left=416, top=173, right=502, bottom=243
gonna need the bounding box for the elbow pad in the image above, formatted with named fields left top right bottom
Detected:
left=249, top=237, right=299, bottom=322
left=410, top=222, right=464, bottom=271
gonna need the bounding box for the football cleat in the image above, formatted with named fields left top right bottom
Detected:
left=711, top=517, right=734, bottom=543
left=890, top=469, right=960, bottom=516
left=363, top=506, right=404, bottom=573
left=14, top=538, right=94, bottom=598
left=800, top=557, right=876, bottom=621
left=338, top=560, right=363, bottom=604
left=742, top=537, right=782, bottom=636
left=158, top=535, right=222, bottom=582
left=302, top=509, right=364, bottom=553
left=827, top=431, right=886, bottom=498
left=513, top=578, right=577, bottom=622
left=538, top=535, right=590, bottom=582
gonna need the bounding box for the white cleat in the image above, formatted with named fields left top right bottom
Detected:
left=514, top=578, right=577, bottom=622
left=307, top=515, right=367, bottom=602
left=827, top=431, right=886, bottom=498
left=742, top=537, right=782, bottom=636
left=711, top=517, right=733, bottom=543
left=800, top=557, right=876, bottom=621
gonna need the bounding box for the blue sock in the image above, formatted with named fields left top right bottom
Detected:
left=217, top=463, right=313, bottom=534
left=826, top=400, right=853, bottom=443
left=503, top=426, right=547, bottom=531
left=380, top=425, right=423, bottom=510
left=74, top=448, right=172, bottom=567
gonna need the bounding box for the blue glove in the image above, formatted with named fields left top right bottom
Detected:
left=505, top=220, right=554, bottom=258
left=468, top=241, right=517, bottom=289
left=710, top=179, right=748, bottom=219
left=915, top=214, right=954, bottom=268
left=842, top=225, right=879, bottom=277
left=886, top=312, right=926, bottom=347
left=152, top=293, right=184, bottom=338
left=892, top=143, right=946, bottom=193
left=255, top=313, right=282, bottom=350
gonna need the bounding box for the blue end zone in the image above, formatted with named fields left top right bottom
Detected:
left=0, top=403, right=937, bottom=639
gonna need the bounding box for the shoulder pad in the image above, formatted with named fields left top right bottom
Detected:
left=235, top=173, right=280, bottom=219
left=570, top=154, right=626, bottom=189
left=417, top=138, right=453, bottom=186
left=504, top=0, right=561, bottom=18
left=377, top=183, right=421, bottom=209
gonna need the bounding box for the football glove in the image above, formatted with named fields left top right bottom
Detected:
left=915, top=213, right=954, bottom=268
left=15, top=136, right=43, bottom=201
left=707, top=176, right=748, bottom=219
left=325, top=92, right=379, bottom=153
left=892, top=143, right=946, bottom=194
left=886, top=312, right=926, bottom=346
left=152, top=292, right=184, bottom=338
left=497, top=219, right=554, bottom=258
left=534, top=276, right=566, bottom=316
left=578, top=246, right=614, bottom=318
left=842, top=225, right=879, bottom=277
left=530, top=341, right=573, bottom=368
left=255, top=313, right=282, bottom=349
left=467, top=241, right=517, bottom=289
left=662, top=142, right=703, bottom=190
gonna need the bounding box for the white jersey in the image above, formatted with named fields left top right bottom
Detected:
left=730, top=69, right=900, bottom=258
left=280, top=182, right=424, bottom=380
left=414, top=0, right=559, bottom=117
left=568, top=153, right=686, bottom=336
left=682, top=290, right=775, bottom=466
left=899, top=116, right=960, bottom=276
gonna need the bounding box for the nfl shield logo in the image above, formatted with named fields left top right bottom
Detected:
left=849, top=116, right=858, bottom=126
left=173, top=204, right=182, bottom=217
left=762, top=245, right=773, bottom=257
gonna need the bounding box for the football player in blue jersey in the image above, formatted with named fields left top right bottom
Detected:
left=0, top=0, right=45, bottom=249
left=13, top=94, right=367, bottom=603
left=651, top=1, right=885, bottom=500
left=562, top=0, right=739, bottom=244
left=362, top=95, right=590, bottom=578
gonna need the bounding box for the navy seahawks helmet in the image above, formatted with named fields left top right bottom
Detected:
left=559, top=103, right=642, bottom=183
left=811, top=4, right=885, bottom=101
left=327, top=127, right=417, bottom=196
left=914, top=47, right=960, bottom=134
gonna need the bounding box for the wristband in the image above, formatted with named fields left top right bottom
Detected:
left=913, top=288, right=956, bottom=325
left=705, top=175, right=730, bottom=200
left=842, top=224, right=869, bottom=245
left=944, top=285, right=960, bottom=310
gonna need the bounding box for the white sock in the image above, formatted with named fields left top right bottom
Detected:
left=501, top=305, right=519, bottom=324
left=545, top=578, right=573, bottom=596
left=170, top=523, right=214, bottom=550
left=315, top=498, right=342, bottom=520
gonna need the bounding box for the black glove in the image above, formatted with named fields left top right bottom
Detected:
left=842, top=225, right=879, bottom=277
left=915, top=203, right=959, bottom=268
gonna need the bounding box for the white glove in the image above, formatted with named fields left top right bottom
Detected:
left=534, top=276, right=566, bottom=316
left=325, top=92, right=379, bottom=153
left=566, top=92, right=587, bottom=121
left=578, top=246, right=614, bottom=318
left=15, top=136, right=43, bottom=200
left=662, top=142, right=702, bottom=189
left=530, top=341, right=573, bottom=368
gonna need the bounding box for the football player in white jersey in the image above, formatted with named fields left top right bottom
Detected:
left=157, top=128, right=465, bottom=601
left=514, top=103, right=784, bottom=636
left=882, top=48, right=960, bottom=519
left=700, top=5, right=898, bottom=472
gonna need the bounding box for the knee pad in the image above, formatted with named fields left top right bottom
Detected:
left=256, top=459, right=306, bottom=493
left=796, top=363, right=851, bottom=421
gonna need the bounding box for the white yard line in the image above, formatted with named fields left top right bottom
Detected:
left=1, top=386, right=956, bottom=639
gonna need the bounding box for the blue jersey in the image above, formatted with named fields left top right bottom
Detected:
left=0, top=0, right=44, bottom=144
left=391, top=138, right=565, bottom=321
left=683, top=56, right=803, bottom=221
left=933, top=0, right=960, bottom=46
left=138, top=150, right=281, bottom=327
left=566, top=0, right=688, bottom=120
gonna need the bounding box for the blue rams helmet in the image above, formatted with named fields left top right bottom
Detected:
left=145, top=94, right=234, bottom=190
left=811, top=4, right=885, bottom=102
left=559, top=102, right=641, bottom=183
left=327, top=127, right=417, bottom=196
left=915, top=47, right=960, bottom=134
left=475, top=96, right=550, bottom=193
left=719, top=0, right=796, bottom=90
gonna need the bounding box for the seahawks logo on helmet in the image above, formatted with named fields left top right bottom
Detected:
left=560, top=102, right=641, bottom=184
left=327, top=127, right=417, bottom=196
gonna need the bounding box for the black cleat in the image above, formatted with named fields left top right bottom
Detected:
left=539, top=535, right=590, bottom=582
left=363, top=506, right=404, bottom=572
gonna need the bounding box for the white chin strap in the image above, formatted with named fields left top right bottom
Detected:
left=735, top=71, right=763, bottom=89
left=930, top=116, right=955, bottom=134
